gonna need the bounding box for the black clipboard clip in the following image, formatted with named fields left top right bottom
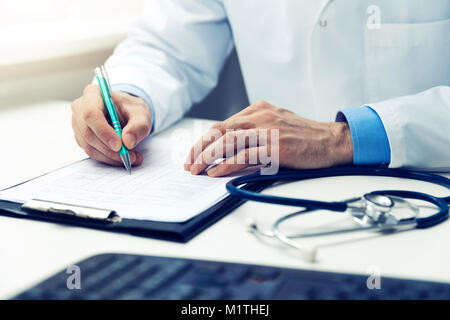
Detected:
left=21, top=199, right=122, bottom=224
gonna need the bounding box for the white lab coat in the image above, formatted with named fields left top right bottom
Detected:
left=105, top=0, right=450, bottom=170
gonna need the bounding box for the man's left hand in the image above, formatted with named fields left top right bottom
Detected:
left=184, top=100, right=353, bottom=177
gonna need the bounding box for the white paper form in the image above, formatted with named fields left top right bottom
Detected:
left=0, top=138, right=234, bottom=223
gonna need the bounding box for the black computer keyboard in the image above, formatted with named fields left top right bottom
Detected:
left=14, top=253, right=450, bottom=300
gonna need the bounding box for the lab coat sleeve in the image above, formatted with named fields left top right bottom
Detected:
left=369, top=86, right=450, bottom=171
left=104, top=0, right=234, bottom=133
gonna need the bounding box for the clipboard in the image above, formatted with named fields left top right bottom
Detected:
left=0, top=176, right=270, bottom=243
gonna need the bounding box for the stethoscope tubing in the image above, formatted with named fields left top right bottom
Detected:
left=226, top=167, right=450, bottom=228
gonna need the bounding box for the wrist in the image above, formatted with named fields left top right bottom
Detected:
left=329, top=122, right=353, bottom=166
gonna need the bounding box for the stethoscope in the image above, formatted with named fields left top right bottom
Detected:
left=226, top=167, right=450, bottom=262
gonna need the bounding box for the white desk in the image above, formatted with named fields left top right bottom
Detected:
left=1, top=101, right=449, bottom=299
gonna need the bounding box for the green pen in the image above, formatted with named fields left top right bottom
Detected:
left=95, top=65, right=132, bottom=174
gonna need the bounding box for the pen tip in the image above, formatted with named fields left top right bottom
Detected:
left=120, top=153, right=132, bottom=175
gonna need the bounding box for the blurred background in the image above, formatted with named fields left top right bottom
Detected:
left=0, top=0, right=248, bottom=119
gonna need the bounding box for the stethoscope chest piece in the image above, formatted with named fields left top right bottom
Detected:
left=349, top=193, right=419, bottom=230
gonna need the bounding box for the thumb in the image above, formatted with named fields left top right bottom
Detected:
left=121, top=107, right=152, bottom=150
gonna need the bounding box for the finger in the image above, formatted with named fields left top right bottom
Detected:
left=184, top=123, right=226, bottom=171
left=84, top=144, right=126, bottom=167
left=80, top=86, right=123, bottom=152
left=184, top=117, right=258, bottom=171
left=75, top=134, right=121, bottom=166
left=190, top=129, right=265, bottom=175
left=85, top=145, right=143, bottom=167
left=133, top=151, right=144, bottom=167
left=84, top=109, right=123, bottom=152
left=206, top=146, right=266, bottom=177
left=80, top=125, right=144, bottom=166
left=77, top=124, right=123, bottom=162
left=75, top=126, right=142, bottom=167
left=121, top=107, right=151, bottom=150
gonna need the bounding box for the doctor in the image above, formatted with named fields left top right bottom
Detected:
left=70, top=0, right=450, bottom=177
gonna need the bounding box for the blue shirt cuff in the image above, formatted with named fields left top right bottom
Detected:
left=336, top=106, right=391, bottom=166
left=111, top=83, right=155, bottom=134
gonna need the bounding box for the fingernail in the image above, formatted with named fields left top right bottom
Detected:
left=190, top=165, right=200, bottom=175
left=207, top=166, right=218, bottom=177
left=127, top=134, right=136, bottom=149
left=109, top=139, right=121, bottom=151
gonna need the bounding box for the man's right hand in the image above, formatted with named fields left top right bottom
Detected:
left=71, top=84, right=152, bottom=167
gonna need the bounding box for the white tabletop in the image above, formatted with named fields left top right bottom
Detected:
left=0, top=101, right=449, bottom=299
